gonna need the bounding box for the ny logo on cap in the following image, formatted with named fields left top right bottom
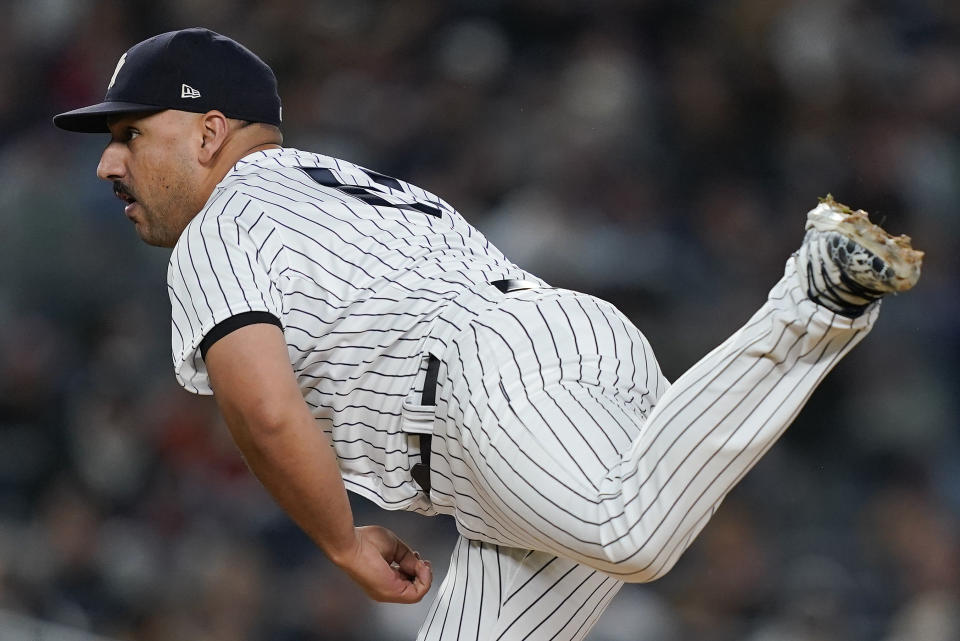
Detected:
left=181, top=84, right=201, bottom=99
left=107, top=53, right=127, bottom=91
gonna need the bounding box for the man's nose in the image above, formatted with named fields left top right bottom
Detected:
left=96, top=143, right=125, bottom=181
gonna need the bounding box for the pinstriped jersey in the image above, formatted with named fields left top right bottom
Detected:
left=167, top=147, right=534, bottom=511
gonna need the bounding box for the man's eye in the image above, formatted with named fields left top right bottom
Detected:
left=127, top=129, right=141, bottom=141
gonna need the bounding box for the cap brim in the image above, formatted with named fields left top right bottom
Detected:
left=53, top=101, right=164, bottom=133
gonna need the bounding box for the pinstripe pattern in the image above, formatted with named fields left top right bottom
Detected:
left=166, top=148, right=538, bottom=513
left=167, top=147, right=880, bottom=640
left=425, top=261, right=875, bottom=581
left=414, top=258, right=876, bottom=640
left=417, top=539, right=622, bottom=641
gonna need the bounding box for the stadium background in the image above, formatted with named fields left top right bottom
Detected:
left=0, top=0, right=957, bottom=639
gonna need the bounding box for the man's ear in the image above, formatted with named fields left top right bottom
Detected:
left=198, top=110, right=230, bottom=163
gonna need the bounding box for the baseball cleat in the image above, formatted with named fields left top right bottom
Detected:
left=795, top=195, right=924, bottom=317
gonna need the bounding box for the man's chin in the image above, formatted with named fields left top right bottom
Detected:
left=134, top=224, right=176, bottom=248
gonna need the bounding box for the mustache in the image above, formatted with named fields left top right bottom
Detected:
left=113, top=181, right=137, bottom=201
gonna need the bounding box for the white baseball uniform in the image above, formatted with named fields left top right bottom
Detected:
left=167, top=147, right=878, bottom=640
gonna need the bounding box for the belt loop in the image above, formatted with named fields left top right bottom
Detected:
left=411, top=354, right=440, bottom=493
left=490, top=278, right=539, bottom=294
left=421, top=354, right=440, bottom=406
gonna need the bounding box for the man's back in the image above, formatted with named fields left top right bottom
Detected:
left=167, top=147, right=534, bottom=510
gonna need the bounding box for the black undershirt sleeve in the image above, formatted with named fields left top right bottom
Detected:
left=199, top=311, right=283, bottom=361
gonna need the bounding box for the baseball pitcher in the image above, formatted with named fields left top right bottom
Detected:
left=54, top=28, right=922, bottom=641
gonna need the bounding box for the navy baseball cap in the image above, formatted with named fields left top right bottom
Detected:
left=54, top=28, right=282, bottom=133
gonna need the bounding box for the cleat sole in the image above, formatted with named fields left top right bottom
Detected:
left=805, top=195, right=923, bottom=292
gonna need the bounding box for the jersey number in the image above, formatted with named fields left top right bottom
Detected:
left=302, top=167, right=442, bottom=218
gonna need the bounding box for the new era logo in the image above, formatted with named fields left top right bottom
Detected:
left=181, top=84, right=201, bottom=99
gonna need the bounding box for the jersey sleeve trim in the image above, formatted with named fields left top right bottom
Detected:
left=199, top=310, right=283, bottom=360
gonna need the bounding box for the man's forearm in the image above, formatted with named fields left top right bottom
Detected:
left=204, top=323, right=359, bottom=565
left=204, top=324, right=431, bottom=604
left=219, top=398, right=359, bottom=564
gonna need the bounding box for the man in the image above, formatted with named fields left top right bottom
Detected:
left=55, top=28, right=922, bottom=641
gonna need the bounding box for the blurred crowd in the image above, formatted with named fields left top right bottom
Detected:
left=0, top=0, right=958, bottom=640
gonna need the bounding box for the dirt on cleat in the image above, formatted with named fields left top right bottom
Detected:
left=805, top=195, right=924, bottom=292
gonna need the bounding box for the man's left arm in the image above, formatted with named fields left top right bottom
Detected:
left=204, top=322, right=432, bottom=602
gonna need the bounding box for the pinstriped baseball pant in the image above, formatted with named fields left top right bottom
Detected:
left=416, top=258, right=878, bottom=641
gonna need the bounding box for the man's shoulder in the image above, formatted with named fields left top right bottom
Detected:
left=170, top=187, right=279, bottom=265
left=215, top=147, right=350, bottom=199
left=219, top=147, right=456, bottom=217
left=231, top=147, right=337, bottom=175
